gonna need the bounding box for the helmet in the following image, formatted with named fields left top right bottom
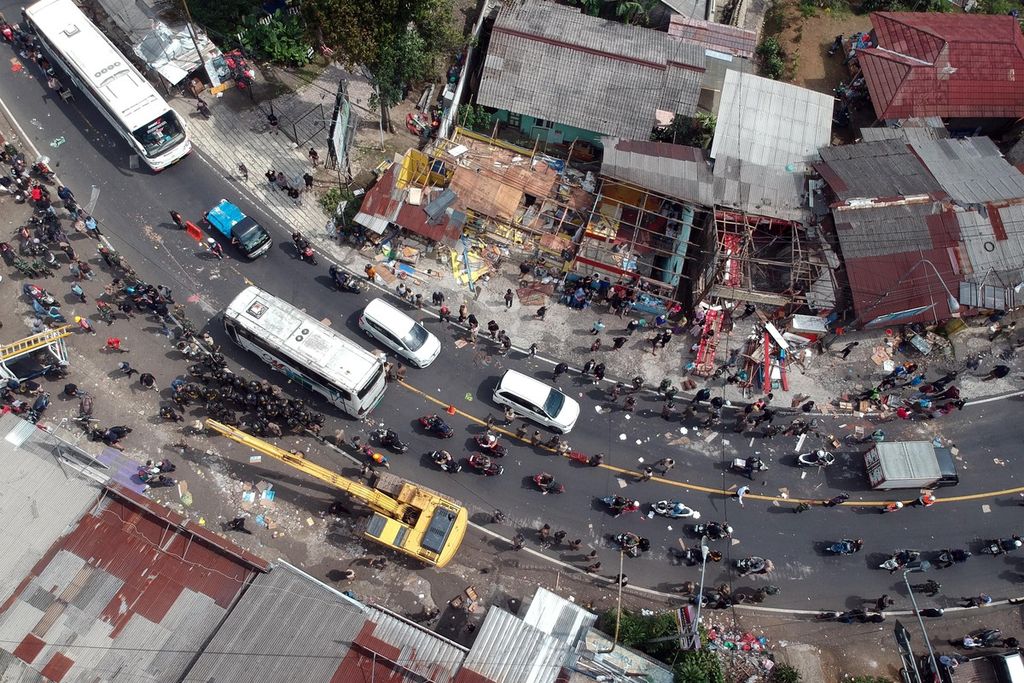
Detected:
left=1016, top=540, right=1022, bottom=548
left=894, top=501, right=904, bottom=509
left=207, top=238, right=215, bottom=245
left=632, top=501, right=640, bottom=507
left=74, top=316, right=81, bottom=323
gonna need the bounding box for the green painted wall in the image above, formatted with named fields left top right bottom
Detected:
left=493, top=109, right=604, bottom=147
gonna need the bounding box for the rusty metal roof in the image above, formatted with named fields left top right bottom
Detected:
left=668, top=15, right=757, bottom=58
left=858, top=12, right=1024, bottom=120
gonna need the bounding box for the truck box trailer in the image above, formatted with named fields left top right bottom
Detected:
left=865, top=441, right=958, bottom=490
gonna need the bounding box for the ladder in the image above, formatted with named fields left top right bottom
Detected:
left=0, top=325, right=73, bottom=365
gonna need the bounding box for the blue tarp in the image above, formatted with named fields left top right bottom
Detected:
left=206, top=199, right=244, bottom=238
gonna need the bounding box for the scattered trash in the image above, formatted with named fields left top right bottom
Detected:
left=249, top=455, right=262, bottom=463
left=619, top=433, right=627, bottom=440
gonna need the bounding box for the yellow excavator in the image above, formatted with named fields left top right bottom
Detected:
left=205, top=420, right=468, bottom=568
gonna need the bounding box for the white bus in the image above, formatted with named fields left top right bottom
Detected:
left=223, top=286, right=387, bottom=417
left=25, top=0, right=191, bottom=171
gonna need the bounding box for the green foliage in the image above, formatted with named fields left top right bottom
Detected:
left=756, top=37, right=787, bottom=80
left=184, top=0, right=259, bottom=41
left=974, top=0, right=1017, bottom=14
left=674, top=650, right=726, bottom=683
left=613, top=0, right=648, bottom=24
left=304, top=0, right=459, bottom=120
left=848, top=677, right=894, bottom=683
left=457, top=104, right=494, bottom=132
left=319, top=186, right=362, bottom=222
left=770, top=664, right=802, bottom=683
left=237, top=10, right=311, bottom=65
left=861, top=0, right=948, bottom=11
left=651, top=114, right=715, bottom=149
left=570, top=0, right=604, bottom=16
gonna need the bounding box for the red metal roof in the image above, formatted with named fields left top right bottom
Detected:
left=858, top=12, right=1024, bottom=120
left=667, top=15, right=757, bottom=58
left=359, top=165, right=464, bottom=244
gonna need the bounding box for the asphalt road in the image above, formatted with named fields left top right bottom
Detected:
left=3, top=29, right=1024, bottom=608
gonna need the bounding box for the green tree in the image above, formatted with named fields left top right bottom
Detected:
left=674, top=650, right=725, bottom=683
left=303, top=0, right=458, bottom=132
left=457, top=104, right=494, bottom=132
left=756, top=37, right=786, bottom=80
left=238, top=10, right=311, bottom=65
left=771, top=664, right=802, bottom=683
left=184, top=0, right=260, bottom=41
left=614, top=0, right=646, bottom=24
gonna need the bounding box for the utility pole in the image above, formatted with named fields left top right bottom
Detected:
left=177, top=0, right=211, bottom=85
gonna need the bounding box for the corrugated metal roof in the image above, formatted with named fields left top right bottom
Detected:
left=668, top=15, right=757, bottom=58
left=815, top=139, right=941, bottom=200
left=600, top=137, right=714, bottom=206
left=870, top=441, right=941, bottom=480
left=710, top=70, right=833, bottom=170
left=477, top=0, right=705, bottom=140
left=365, top=605, right=468, bottom=683
left=712, top=156, right=809, bottom=223
left=0, top=423, right=264, bottom=683
left=858, top=12, right=1024, bottom=120
left=522, top=587, right=596, bottom=645
left=858, top=124, right=948, bottom=143
left=184, top=563, right=368, bottom=682
left=956, top=204, right=1024, bottom=287
left=658, top=0, right=706, bottom=19
left=0, top=415, right=102, bottom=609
left=909, top=137, right=1024, bottom=205
left=459, top=608, right=569, bottom=683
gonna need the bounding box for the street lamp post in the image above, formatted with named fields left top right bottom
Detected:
left=690, top=535, right=711, bottom=649
left=903, top=564, right=940, bottom=679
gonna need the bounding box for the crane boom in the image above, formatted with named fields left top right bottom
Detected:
left=205, top=420, right=467, bottom=567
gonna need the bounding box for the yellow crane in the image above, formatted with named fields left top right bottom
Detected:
left=205, top=420, right=468, bottom=567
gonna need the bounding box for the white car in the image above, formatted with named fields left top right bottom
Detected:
left=492, top=369, right=580, bottom=434
left=358, top=298, right=441, bottom=368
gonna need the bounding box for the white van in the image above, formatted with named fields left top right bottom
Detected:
left=358, top=298, right=441, bottom=368
left=493, top=369, right=580, bottom=434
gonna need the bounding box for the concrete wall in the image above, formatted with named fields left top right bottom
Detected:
left=492, top=110, right=604, bottom=147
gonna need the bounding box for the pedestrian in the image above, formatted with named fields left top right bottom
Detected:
left=275, top=171, right=288, bottom=191
left=512, top=534, right=525, bottom=551
left=692, top=387, right=711, bottom=404
left=736, top=485, right=750, bottom=506
left=875, top=594, right=894, bottom=611
left=104, top=337, right=126, bottom=353
left=226, top=517, right=253, bottom=534
left=838, top=341, right=859, bottom=360
left=237, top=163, right=248, bottom=181
left=458, top=303, right=469, bottom=323
left=738, top=303, right=757, bottom=320
left=207, top=238, right=224, bottom=259
left=553, top=530, right=567, bottom=545
left=439, top=304, right=450, bottom=322
left=637, top=466, right=653, bottom=482
left=117, top=301, right=134, bottom=319
left=515, top=424, right=528, bottom=440
left=487, top=320, right=499, bottom=339
left=504, top=288, right=514, bottom=309
left=591, top=320, right=605, bottom=335
left=265, top=169, right=277, bottom=186
left=961, top=594, right=993, bottom=608
left=568, top=538, right=582, bottom=551
left=308, top=148, right=320, bottom=166
left=536, top=306, right=547, bottom=321
left=503, top=406, right=516, bottom=425
left=661, top=401, right=675, bottom=419
left=118, top=361, right=138, bottom=378
left=585, top=562, right=601, bottom=573
left=612, top=336, right=627, bottom=350
left=626, top=319, right=640, bottom=335
left=528, top=342, right=538, bottom=357
left=538, top=524, right=551, bottom=541
left=590, top=338, right=602, bottom=353
left=919, top=579, right=941, bottom=597
left=169, top=210, right=184, bottom=229
left=658, top=330, right=673, bottom=348
left=623, top=396, right=636, bottom=412
left=609, top=383, right=622, bottom=401
left=288, top=187, right=301, bottom=206
left=656, top=457, right=675, bottom=473
left=983, top=364, right=1011, bottom=381
left=139, top=372, right=156, bottom=389
left=531, top=430, right=542, bottom=447
left=650, top=336, right=659, bottom=356
left=303, top=172, right=314, bottom=189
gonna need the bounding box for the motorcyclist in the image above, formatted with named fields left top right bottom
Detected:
left=481, top=431, right=498, bottom=448
left=432, top=450, right=452, bottom=465
left=993, top=535, right=1023, bottom=554
left=618, top=531, right=640, bottom=549
left=704, top=521, right=733, bottom=540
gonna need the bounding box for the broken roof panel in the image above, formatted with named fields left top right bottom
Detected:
left=600, top=137, right=715, bottom=206
left=815, top=139, right=942, bottom=200
left=522, top=587, right=596, bottom=645
left=710, top=71, right=833, bottom=170
left=668, top=15, right=757, bottom=58
left=477, top=0, right=705, bottom=140
left=857, top=12, right=1024, bottom=120
left=456, top=607, right=570, bottom=683
left=712, top=156, right=809, bottom=222
left=909, top=137, right=1024, bottom=205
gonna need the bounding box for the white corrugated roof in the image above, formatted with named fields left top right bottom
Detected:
left=462, top=607, right=571, bottom=683
left=710, top=71, right=833, bottom=170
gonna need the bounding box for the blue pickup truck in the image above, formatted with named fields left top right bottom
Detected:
left=205, top=200, right=272, bottom=259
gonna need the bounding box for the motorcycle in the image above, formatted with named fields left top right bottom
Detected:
left=798, top=450, right=835, bottom=467
left=736, top=556, right=773, bottom=576
left=329, top=265, right=362, bottom=293
left=139, top=470, right=177, bottom=488
left=982, top=536, right=1022, bottom=555
left=880, top=549, right=921, bottom=572
left=468, top=453, right=503, bottom=476
left=299, top=244, right=317, bottom=265
left=730, top=456, right=767, bottom=478
left=22, top=283, right=57, bottom=307
left=475, top=431, right=507, bottom=457
left=30, top=157, right=55, bottom=184
left=25, top=391, right=49, bottom=423
left=826, top=539, right=863, bottom=555
left=159, top=405, right=184, bottom=422
left=693, top=521, right=733, bottom=541
left=601, top=495, right=640, bottom=517
left=935, top=548, right=971, bottom=568
left=533, top=472, right=564, bottom=495
left=614, top=532, right=650, bottom=558
left=653, top=500, right=700, bottom=519
left=957, top=629, right=1002, bottom=649
left=419, top=414, right=454, bottom=439
left=32, top=299, right=66, bottom=323
left=371, top=427, right=409, bottom=453
left=430, top=450, right=462, bottom=473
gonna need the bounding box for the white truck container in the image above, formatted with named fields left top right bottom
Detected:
left=865, top=441, right=959, bottom=490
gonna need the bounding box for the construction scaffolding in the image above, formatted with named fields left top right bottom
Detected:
left=703, top=209, right=836, bottom=310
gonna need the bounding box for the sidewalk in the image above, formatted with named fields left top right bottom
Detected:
left=176, top=83, right=1024, bottom=416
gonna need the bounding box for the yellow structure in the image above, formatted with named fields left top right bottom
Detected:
left=0, top=325, right=73, bottom=382
left=205, top=420, right=468, bottom=567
